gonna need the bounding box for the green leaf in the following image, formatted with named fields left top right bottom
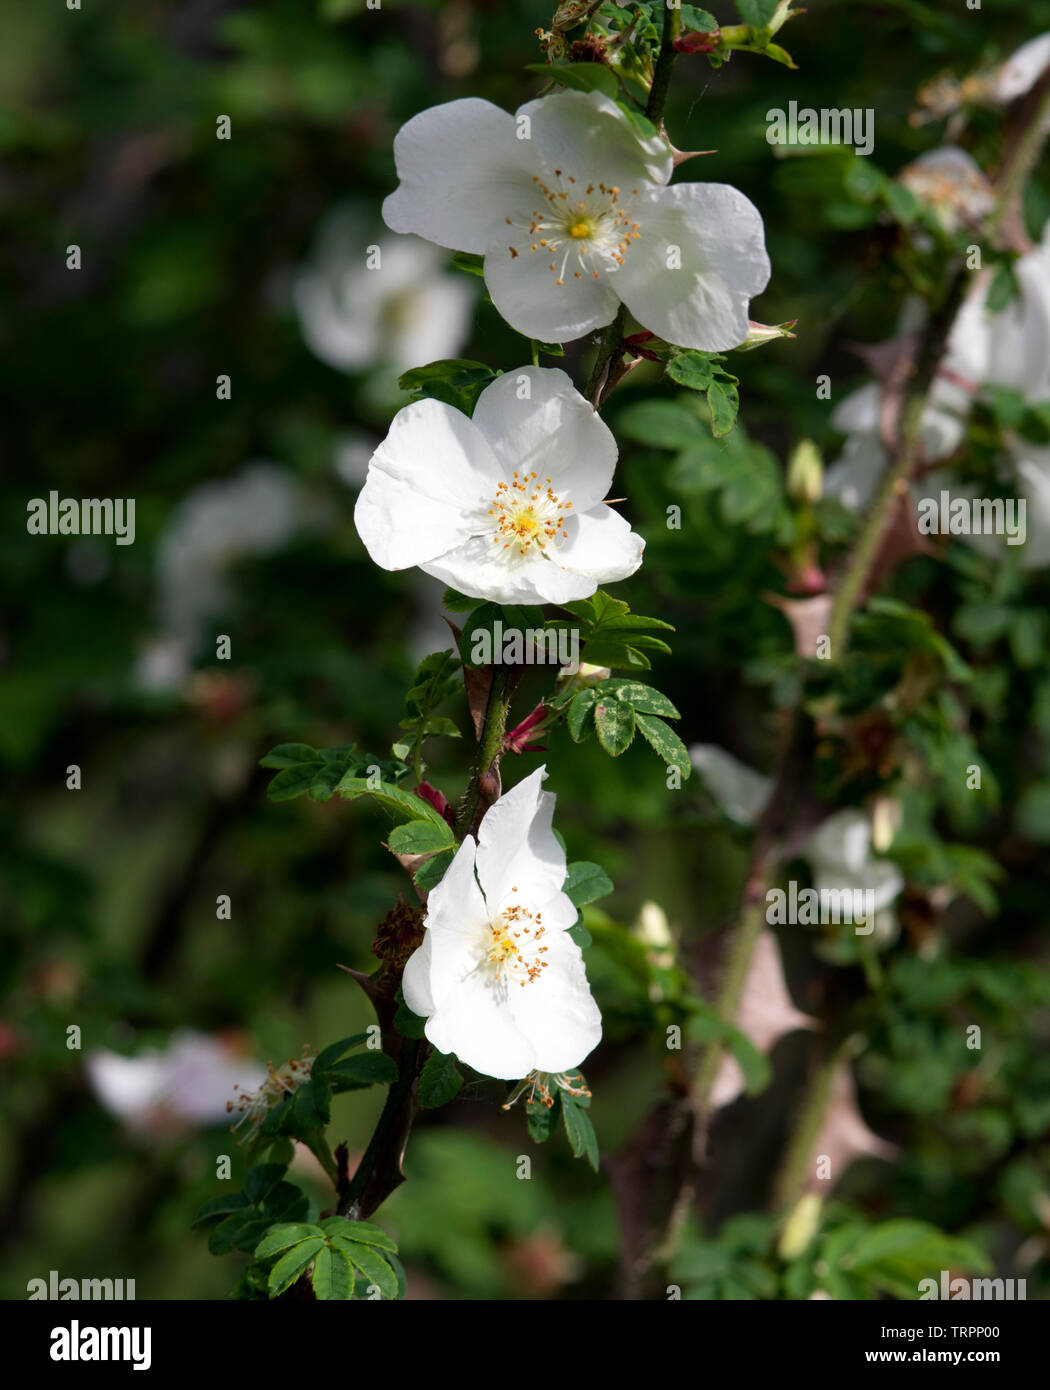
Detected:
left=567, top=688, right=599, bottom=741
left=527, top=1092, right=560, bottom=1143
left=525, top=61, right=619, bottom=98
left=735, top=0, right=779, bottom=25
left=340, top=1242, right=399, bottom=1299
left=254, top=1223, right=325, bottom=1260
left=312, top=1243, right=355, bottom=1300
left=267, top=1237, right=325, bottom=1297
left=634, top=712, right=691, bottom=778
left=313, top=1033, right=369, bottom=1074
left=680, top=4, right=719, bottom=30
left=414, top=848, right=454, bottom=891
left=336, top=776, right=450, bottom=830
left=666, top=351, right=716, bottom=392
left=707, top=380, right=739, bottom=437
left=397, top=358, right=494, bottom=391
left=563, top=861, right=614, bottom=907
left=259, top=743, right=319, bottom=769
left=418, top=1049, right=464, bottom=1108
left=450, top=252, right=485, bottom=278
left=561, top=1093, right=600, bottom=1171
left=595, top=697, right=636, bottom=755
left=568, top=921, right=592, bottom=949
left=443, top=586, right=482, bottom=612
left=207, top=1209, right=254, bottom=1255
left=243, top=1164, right=287, bottom=1204
left=394, top=991, right=427, bottom=1039
left=321, top=1217, right=398, bottom=1253
left=388, top=819, right=455, bottom=855
left=603, top=679, right=680, bottom=718
left=267, top=760, right=323, bottom=801
left=327, top=1052, right=399, bottom=1087
left=192, top=1192, right=250, bottom=1226
left=397, top=359, right=497, bottom=413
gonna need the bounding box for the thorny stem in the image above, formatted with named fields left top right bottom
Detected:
left=771, top=1038, right=853, bottom=1210
left=455, top=663, right=514, bottom=837
left=762, top=65, right=1050, bottom=1219
left=826, top=68, right=1050, bottom=660
left=584, top=1, right=680, bottom=410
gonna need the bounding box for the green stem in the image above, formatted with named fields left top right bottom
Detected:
left=826, top=71, right=1050, bottom=660
left=455, top=664, right=513, bottom=838
left=645, top=0, right=681, bottom=125
left=772, top=1039, right=852, bottom=1210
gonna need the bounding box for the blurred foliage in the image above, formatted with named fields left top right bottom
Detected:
left=3, top=0, right=1050, bottom=1301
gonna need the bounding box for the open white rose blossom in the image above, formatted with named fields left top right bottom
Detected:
left=382, top=89, right=770, bottom=350
left=354, top=364, right=643, bottom=603
left=401, top=766, right=602, bottom=1081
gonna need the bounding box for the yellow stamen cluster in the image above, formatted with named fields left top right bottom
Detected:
left=488, top=470, right=572, bottom=556
left=507, top=170, right=643, bottom=286
left=226, top=1047, right=315, bottom=1140
left=487, top=897, right=549, bottom=987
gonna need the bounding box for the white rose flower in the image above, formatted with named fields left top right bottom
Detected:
left=989, top=32, right=1050, bottom=105
left=826, top=223, right=1050, bottom=514
left=87, top=1030, right=266, bottom=1132
left=354, top=365, right=644, bottom=603
left=401, top=765, right=602, bottom=1080
left=294, top=207, right=475, bottom=374
left=689, top=742, right=773, bottom=825
left=382, top=90, right=770, bottom=350
left=802, top=809, right=903, bottom=951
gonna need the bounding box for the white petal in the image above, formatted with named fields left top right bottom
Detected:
left=991, top=32, right=1050, bottom=104
left=354, top=399, right=498, bottom=570
left=689, top=744, right=772, bottom=825
left=519, top=89, right=672, bottom=191
left=1015, top=444, right=1050, bottom=569
left=505, top=929, right=602, bottom=1073
left=475, top=765, right=566, bottom=907
left=382, top=99, right=533, bottom=253
left=484, top=233, right=619, bottom=342
left=806, top=809, right=872, bottom=876
left=417, top=835, right=490, bottom=1011
left=556, top=506, right=644, bottom=583
left=401, top=929, right=435, bottom=1018
left=824, top=432, right=887, bottom=513
left=831, top=382, right=881, bottom=434
left=615, top=183, right=770, bottom=350
left=420, top=536, right=598, bottom=605
left=471, top=367, right=618, bottom=509
left=425, top=969, right=538, bottom=1079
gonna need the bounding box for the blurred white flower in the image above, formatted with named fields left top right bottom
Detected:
left=87, top=1030, right=266, bottom=1133
left=354, top=365, right=643, bottom=604
left=989, top=32, right=1050, bottom=106
left=294, top=206, right=474, bottom=374
left=689, top=743, right=773, bottom=825
left=826, top=223, right=1050, bottom=514
left=383, top=89, right=769, bottom=350
left=136, top=463, right=312, bottom=691
left=402, top=765, right=602, bottom=1080
left=802, top=809, right=903, bottom=954
left=898, top=147, right=994, bottom=234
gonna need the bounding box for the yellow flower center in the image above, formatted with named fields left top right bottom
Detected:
left=501, top=170, right=643, bottom=286
left=486, top=900, right=549, bottom=986
left=488, top=471, right=573, bottom=557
